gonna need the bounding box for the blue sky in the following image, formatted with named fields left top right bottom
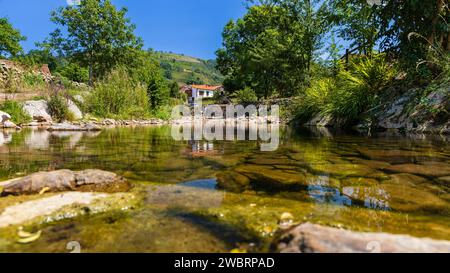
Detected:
left=0, top=0, right=247, bottom=59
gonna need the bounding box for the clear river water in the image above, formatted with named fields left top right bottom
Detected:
left=0, top=125, right=449, bottom=252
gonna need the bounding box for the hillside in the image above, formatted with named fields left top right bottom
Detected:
left=154, top=51, right=224, bottom=85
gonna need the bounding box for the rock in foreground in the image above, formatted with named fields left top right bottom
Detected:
left=0, top=192, right=107, bottom=228
left=273, top=223, right=450, bottom=253
left=1, top=169, right=130, bottom=196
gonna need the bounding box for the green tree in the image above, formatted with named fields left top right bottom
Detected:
left=45, top=0, right=143, bottom=85
left=216, top=0, right=328, bottom=98
left=328, top=0, right=449, bottom=71
left=169, top=81, right=180, bottom=98
left=0, top=18, right=26, bottom=57
left=125, top=49, right=170, bottom=109
left=326, top=0, right=379, bottom=55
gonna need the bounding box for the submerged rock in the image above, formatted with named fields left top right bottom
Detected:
left=235, top=165, right=307, bottom=186
left=273, top=223, right=450, bottom=253
left=386, top=163, right=450, bottom=177
left=1, top=169, right=130, bottom=196
left=308, top=163, right=387, bottom=180
left=216, top=171, right=251, bottom=193
left=0, top=192, right=107, bottom=228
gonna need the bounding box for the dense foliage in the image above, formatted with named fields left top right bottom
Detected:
left=0, top=17, right=26, bottom=57
left=44, top=0, right=143, bottom=84
left=217, top=0, right=328, bottom=98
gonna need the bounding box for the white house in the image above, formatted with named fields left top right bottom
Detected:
left=181, top=85, right=223, bottom=103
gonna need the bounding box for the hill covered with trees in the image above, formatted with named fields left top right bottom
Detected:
left=154, top=51, right=224, bottom=85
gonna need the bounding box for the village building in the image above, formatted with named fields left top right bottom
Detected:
left=180, top=84, right=223, bottom=104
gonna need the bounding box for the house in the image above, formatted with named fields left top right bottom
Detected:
left=180, top=84, right=223, bottom=104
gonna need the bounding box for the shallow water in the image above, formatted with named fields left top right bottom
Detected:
left=0, top=126, right=449, bottom=252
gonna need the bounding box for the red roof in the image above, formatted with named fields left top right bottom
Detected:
left=191, top=85, right=222, bottom=91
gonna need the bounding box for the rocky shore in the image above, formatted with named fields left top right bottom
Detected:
left=303, top=84, right=450, bottom=135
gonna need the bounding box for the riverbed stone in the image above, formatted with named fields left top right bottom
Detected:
left=308, top=163, right=387, bottom=180
left=0, top=169, right=130, bottom=196
left=351, top=159, right=392, bottom=170
left=0, top=192, right=107, bottom=228
left=216, top=171, right=251, bottom=193
left=22, top=100, right=52, bottom=123
left=273, top=223, right=450, bottom=253
left=385, top=163, right=450, bottom=177
left=437, top=176, right=450, bottom=184
left=235, top=165, right=307, bottom=186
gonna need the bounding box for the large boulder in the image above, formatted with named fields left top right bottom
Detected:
left=22, top=100, right=53, bottom=123
left=67, top=99, right=83, bottom=120
left=0, top=169, right=130, bottom=196
left=273, top=223, right=450, bottom=253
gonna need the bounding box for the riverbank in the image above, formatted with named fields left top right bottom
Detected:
left=295, top=81, right=450, bottom=135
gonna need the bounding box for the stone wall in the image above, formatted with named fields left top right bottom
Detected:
left=0, top=59, right=53, bottom=85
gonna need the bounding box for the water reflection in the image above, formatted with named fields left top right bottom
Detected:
left=0, top=126, right=449, bottom=242
left=307, top=175, right=352, bottom=207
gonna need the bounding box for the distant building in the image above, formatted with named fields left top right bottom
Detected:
left=180, top=84, right=223, bottom=104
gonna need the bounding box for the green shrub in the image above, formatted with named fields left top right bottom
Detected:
left=235, top=87, right=258, bottom=105
left=87, top=67, right=149, bottom=118
left=0, top=101, right=32, bottom=124
left=294, top=78, right=335, bottom=122
left=56, top=63, right=89, bottom=83
left=150, top=105, right=172, bottom=120
left=48, top=94, right=71, bottom=122
left=294, top=55, right=395, bottom=125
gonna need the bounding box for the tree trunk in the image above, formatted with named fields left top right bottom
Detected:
left=88, top=63, right=93, bottom=87
left=429, top=0, right=444, bottom=45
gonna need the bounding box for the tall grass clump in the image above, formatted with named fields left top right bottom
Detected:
left=295, top=54, right=396, bottom=125
left=87, top=67, right=149, bottom=119
left=23, top=72, right=46, bottom=89
left=0, top=100, right=32, bottom=124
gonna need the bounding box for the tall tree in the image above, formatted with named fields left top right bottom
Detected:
left=327, top=0, right=379, bottom=55
left=216, top=0, right=327, bottom=98
left=45, top=0, right=143, bottom=85
left=376, top=0, right=449, bottom=67
left=328, top=0, right=449, bottom=68
left=0, top=18, right=26, bottom=57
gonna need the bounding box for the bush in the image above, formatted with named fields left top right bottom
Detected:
left=87, top=67, right=149, bottom=118
left=0, top=100, right=32, bottom=124
left=294, top=55, right=396, bottom=125
left=56, top=63, right=89, bottom=83
left=235, top=87, right=258, bottom=105
left=48, top=94, right=71, bottom=122
left=294, top=78, right=335, bottom=122
left=150, top=105, right=173, bottom=120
